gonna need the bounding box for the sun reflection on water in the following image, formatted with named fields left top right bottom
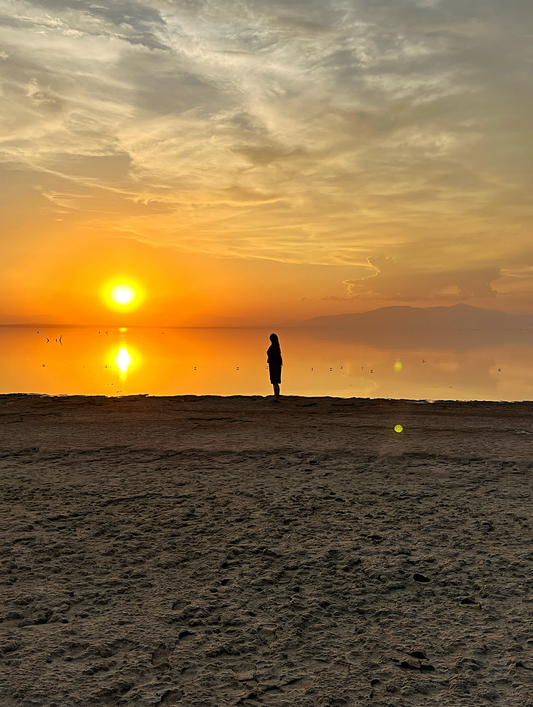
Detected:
left=1, top=326, right=532, bottom=399
left=116, top=347, right=132, bottom=374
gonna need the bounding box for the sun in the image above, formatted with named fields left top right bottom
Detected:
left=110, top=284, right=136, bottom=307
left=102, top=278, right=144, bottom=314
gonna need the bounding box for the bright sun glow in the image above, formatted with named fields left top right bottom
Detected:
left=116, top=347, right=132, bottom=375
left=110, top=284, right=136, bottom=306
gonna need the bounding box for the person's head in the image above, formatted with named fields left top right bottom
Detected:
left=269, top=333, right=279, bottom=347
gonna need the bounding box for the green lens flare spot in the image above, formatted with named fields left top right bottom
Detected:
left=394, top=424, right=403, bottom=433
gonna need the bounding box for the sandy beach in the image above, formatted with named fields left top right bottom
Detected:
left=1, top=394, right=533, bottom=706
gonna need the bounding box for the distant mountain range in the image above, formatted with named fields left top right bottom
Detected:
left=2, top=304, right=533, bottom=330
left=0, top=314, right=51, bottom=326
left=301, top=304, right=533, bottom=330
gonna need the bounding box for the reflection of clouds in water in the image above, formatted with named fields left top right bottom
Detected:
left=3, top=327, right=533, bottom=399
left=343, top=363, right=379, bottom=395
left=338, top=345, right=508, bottom=396
left=435, top=361, right=459, bottom=373
left=351, top=380, right=379, bottom=396
left=490, top=360, right=533, bottom=398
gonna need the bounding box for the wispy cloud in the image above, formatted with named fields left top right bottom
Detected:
left=1, top=0, right=533, bottom=309
left=323, top=256, right=500, bottom=301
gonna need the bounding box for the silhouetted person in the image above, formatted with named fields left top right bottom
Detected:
left=267, top=333, right=282, bottom=401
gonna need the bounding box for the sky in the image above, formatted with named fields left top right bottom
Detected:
left=1, top=0, right=532, bottom=324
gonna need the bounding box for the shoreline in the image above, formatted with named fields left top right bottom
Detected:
left=1, top=394, right=533, bottom=705
left=2, top=393, right=533, bottom=459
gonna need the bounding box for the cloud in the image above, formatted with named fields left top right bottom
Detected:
left=326, top=256, right=500, bottom=301
left=25, top=0, right=169, bottom=49
left=26, top=78, right=63, bottom=111
left=0, top=0, right=532, bottom=306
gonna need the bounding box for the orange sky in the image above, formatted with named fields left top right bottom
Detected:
left=1, top=0, right=533, bottom=324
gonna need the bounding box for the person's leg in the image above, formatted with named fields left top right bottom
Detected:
left=273, top=383, right=280, bottom=401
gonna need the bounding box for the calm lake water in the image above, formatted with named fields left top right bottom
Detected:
left=1, top=326, right=533, bottom=400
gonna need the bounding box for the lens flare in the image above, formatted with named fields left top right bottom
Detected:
left=394, top=424, right=403, bottom=433
left=394, top=361, right=403, bottom=372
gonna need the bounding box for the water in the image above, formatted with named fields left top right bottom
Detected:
left=1, top=326, right=533, bottom=400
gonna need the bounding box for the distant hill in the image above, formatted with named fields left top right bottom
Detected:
left=0, top=314, right=52, bottom=326
left=301, top=304, right=533, bottom=330
left=181, top=314, right=296, bottom=328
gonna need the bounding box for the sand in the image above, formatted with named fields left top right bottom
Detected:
left=1, top=393, right=533, bottom=706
